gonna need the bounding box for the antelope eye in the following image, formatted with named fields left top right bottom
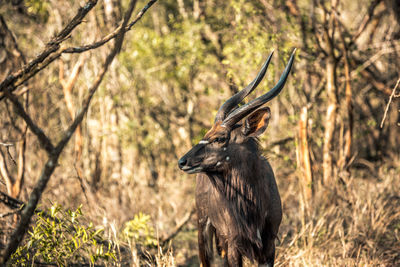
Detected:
left=215, top=137, right=227, bottom=143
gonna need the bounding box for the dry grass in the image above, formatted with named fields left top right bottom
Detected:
left=2, top=148, right=398, bottom=267
left=275, top=164, right=399, bottom=266
left=145, top=160, right=400, bottom=267
left=2, top=160, right=398, bottom=267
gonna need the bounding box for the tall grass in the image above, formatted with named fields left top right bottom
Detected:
left=275, top=165, right=400, bottom=266
left=150, top=162, right=399, bottom=266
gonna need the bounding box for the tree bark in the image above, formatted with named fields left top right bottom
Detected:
left=298, top=107, right=313, bottom=200
left=322, top=0, right=339, bottom=186
left=323, top=57, right=338, bottom=185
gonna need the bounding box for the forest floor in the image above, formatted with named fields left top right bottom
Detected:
left=163, top=160, right=400, bottom=267
left=1, top=159, right=398, bottom=267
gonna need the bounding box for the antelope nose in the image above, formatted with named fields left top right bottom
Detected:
left=178, top=158, right=187, bottom=169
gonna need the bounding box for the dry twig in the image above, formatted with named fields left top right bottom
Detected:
left=380, top=77, right=400, bottom=128
left=160, top=207, right=195, bottom=246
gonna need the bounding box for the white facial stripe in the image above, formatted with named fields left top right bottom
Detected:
left=198, top=140, right=209, bottom=145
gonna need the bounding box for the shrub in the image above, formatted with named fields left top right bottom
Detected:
left=10, top=204, right=116, bottom=266
left=123, top=212, right=157, bottom=248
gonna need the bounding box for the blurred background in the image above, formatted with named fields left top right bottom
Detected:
left=0, top=0, right=399, bottom=266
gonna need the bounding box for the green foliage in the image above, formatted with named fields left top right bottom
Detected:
left=26, top=0, right=50, bottom=21
left=10, top=204, right=116, bottom=266
left=123, top=212, right=157, bottom=247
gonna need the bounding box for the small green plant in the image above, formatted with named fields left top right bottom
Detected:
left=123, top=212, right=157, bottom=247
left=10, top=204, right=116, bottom=266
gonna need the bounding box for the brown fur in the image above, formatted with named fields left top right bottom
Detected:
left=180, top=123, right=282, bottom=266
left=203, top=121, right=227, bottom=141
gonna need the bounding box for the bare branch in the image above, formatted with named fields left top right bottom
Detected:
left=59, top=57, right=85, bottom=162
left=0, top=149, right=13, bottom=195
left=0, top=15, right=26, bottom=65
left=0, top=191, right=24, bottom=210
left=359, top=67, right=396, bottom=95
left=161, top=207, right=195, bottom=245
left=3, top=91, right=54, bottom=154
left=267, top=137, right=295, bottom=148
left=0, top=0, right=98, bottom=97
left=0, top=191, right=63, bottom=224
left=380, top=77, right=400, bottom=128
left=298, top=107, right=313, bottom=201
left=127, top=0, right=158, bottom=30
left=0, top=0, right=158, bottom=101
left=55, top=2, right=135, bottom=155
left=61, top=0, right=158, bottom=52
left=335, top=13, right=354, bottom=169
left=0, top=209, right=21, bottom=219
left=351, top=0, right=383, bottom=44
left=0, top=143, right=13, bottom=147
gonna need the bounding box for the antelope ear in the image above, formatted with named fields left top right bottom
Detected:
left=243, top=107, right=271, bottom=137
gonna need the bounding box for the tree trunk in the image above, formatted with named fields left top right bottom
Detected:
left=323, top=57, right=338, bottom=185
left=298, top=106, right=313, bottom=200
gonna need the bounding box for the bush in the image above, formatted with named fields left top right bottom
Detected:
left=123, top=212, right=157, bottom=248
left=10, top=204, right=116, bottom=266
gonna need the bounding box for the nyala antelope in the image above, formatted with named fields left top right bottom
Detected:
left=178, top=50, right=295, bottom=267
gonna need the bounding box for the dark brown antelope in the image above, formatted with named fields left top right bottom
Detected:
left=178, top=50, right=295, bottom=267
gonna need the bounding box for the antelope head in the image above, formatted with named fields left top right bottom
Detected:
left=178, top=50, right=296, bottom=174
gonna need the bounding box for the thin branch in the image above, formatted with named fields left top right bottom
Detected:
left=59, top=57, right=85, bottom=161
left=267, top=136, right=295, bottom=148
left=351, top=46, right=400, bottom=80
left=127, top=0, right=157, bottom=30
left=335, top=13, right=354, bottom=168
left=351, top=0, right=383, bottom=44
left=3, top=91, right=54, bottom=154
left=55, top=18, right=128, bottom=154
left=5, top=52, right=64, bottom=96
left=0, top=0, right=98, bottom=94
left=1, top=158, right=59, bottom=264
left=0, top=149, right=13, bottom=195
left=5, top=146, right=16, bottom=166
left=359, top=67, right=395, bottom=96
left=14, top=136, right=27, bottom=199
left=0, top=209, right=21, bottom=219
left=0, top=143, right=13, bottom=147
left=380, top=77, right=400, bottom=128
left=0, top=191, right=24, bottom=210
left=0, top=191, right=63, bottom=224
left=64, top=0, right=157, bottom=53
left=160, top=207, right=195, bottom=246
left=298, top=107, right=313, bottom=201
left=0, top=15, right=26, bottom=64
